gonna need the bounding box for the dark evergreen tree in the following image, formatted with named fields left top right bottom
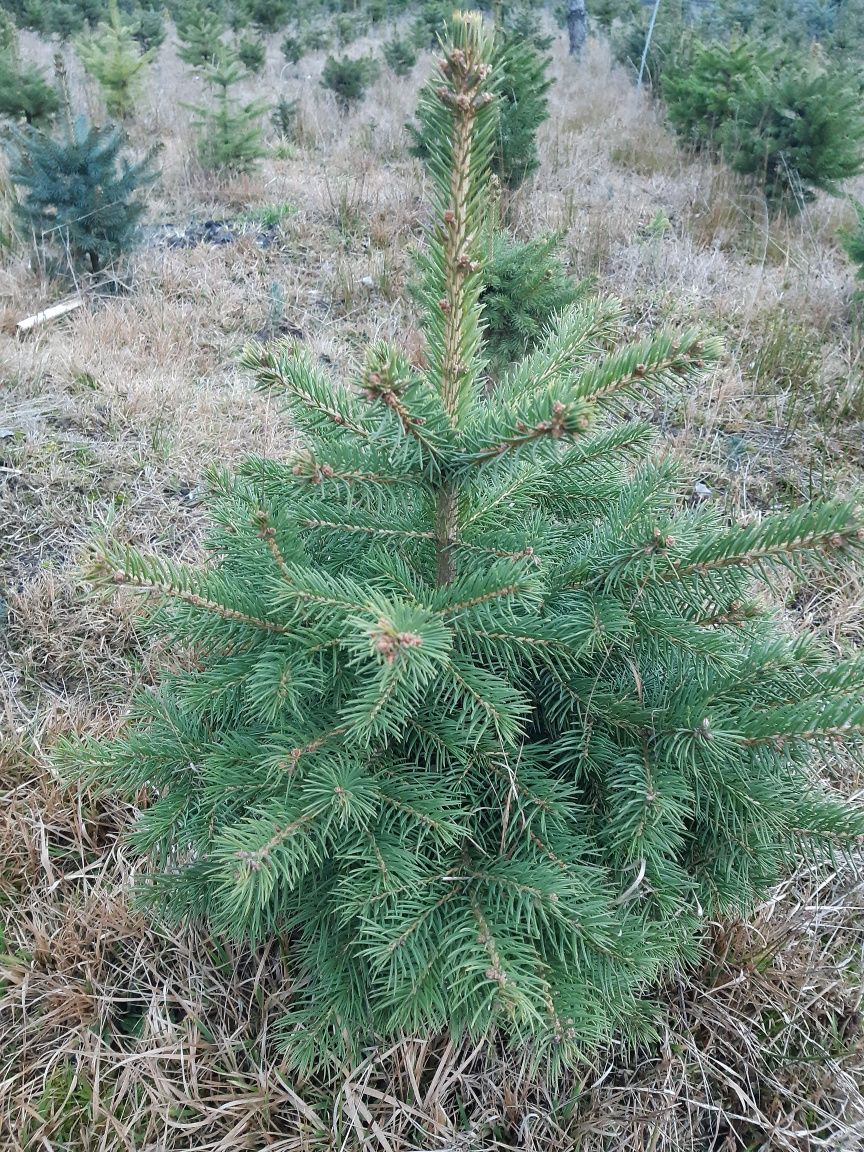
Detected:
left=609, top=0, right=687, bottom=86
left=382, top=34, right=417, bottom=76
left=9, top=0, right=101, bottom=38
left=129, top=5, right=165, bottom=53
left=721, top=58, right=864, bottom=212
left=237, top=0, right=294, bottom=33
left=236, top=33, right=266, bottom=75
left=175, top=0, right=225, bottom=68
left=481, top=231, right=583, bottom=374
left=840, top=198, right=864, bottom=294
left=321, top=54, right=378, bottom=113
left=58, top=13, right=864, bottom=1078
left=280, top=33, right=303, bottom=64
left=0, top=6, right=14, bottom=48
left=270, top=95, right=298, bottom=141
left=500, top=3, right=554, bottom=52
left=662, top=35, right=776, bottom=153
left=334, top=11, right=367, bottom=47
left=6, top=115, right=157, bottom=273
left=494, top=29, right=552, bottom=188
left=302, top=25, right=331, bottom=52
left=410, top=0, right=453, bottom=47
left=0, top=28, right=60, bottom=125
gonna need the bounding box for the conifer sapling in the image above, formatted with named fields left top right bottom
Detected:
left=238, top=0, right=294, bottom=35
left=189, top=53, right=267, bottom=175
left=321, top=54, right=378, bottom=114
left=721, top=56, right=864, bottom=212
left=302, top=26, right=331, bottom=53
left=61, top=13, right=864, bottom=1075
left=480, top=231, right=583, bottom=375
left=176, top=0, right=226, bottom=69
left=841, top=198, right=864, bottom=298
left=0, top=29, right=60, bottom=126
left=280, top=34, right=303, bottom=65
left=76, top=0, right=154, bottom=119
left=7, top=114, right=157, bottom=274
left=131, top=7, right=166, bottom=54
left=662, top=35, right=776, bottom=154
left=383, top=35, right=417, bottom=77
left=236, top=33, right=266, bottom=76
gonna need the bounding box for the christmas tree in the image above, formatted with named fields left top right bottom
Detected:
left=0, top=21, right=60, bottom=126
left=175, top=0, right=226, bottom=69
left=235, top=33, right=266, bottom=75
left=721, top=57, right=864, bottom=212
left=6, top=113, right=157, bottom=274
left=480, top=230, right=583, bottom=375
left=189, top=53, right=266, bottom=175
left=662, top=36, right=777, bottom=154
left=321, top=54, right=378, bottom=113
left=236, top=0, right=295, bottom=35
left=60, top=14, right=864, bottom=1076
left=280, top=34, right=303, bottom=65
left=382, top=34, right=417, bottom=77
left=76, top=0, right=154, bottom=119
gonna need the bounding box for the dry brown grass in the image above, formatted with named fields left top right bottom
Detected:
left=2, top=22, right=864, bottom=1151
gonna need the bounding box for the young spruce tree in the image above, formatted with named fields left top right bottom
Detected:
left=7, top=113, right=157, bottom=274
left=480, top=231, right=582, bottom=375
left=189, top=53, right=266, bottom=175
left=76, top=0, right=154, bottom=119
left=60, top=14, right=864, bottom=1075
left=175, top=0, right=225, bottom=69
left=841, top=198, right=864, bottom=296
left=721, top=57, right=864, bottom=212
left=0, top=32, right=60, bottom=126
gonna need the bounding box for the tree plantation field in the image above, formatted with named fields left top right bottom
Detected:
left=2, top=4, right=864, bottom=1150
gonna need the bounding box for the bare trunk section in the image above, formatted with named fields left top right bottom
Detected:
left=566, top=0, right=587, bottom=57
left=435, top=480, right=458, bottom=587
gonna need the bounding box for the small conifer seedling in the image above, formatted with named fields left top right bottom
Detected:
left=270, top=95, right=299, bottom=143
left=383, top=35, right=417, bottom=77
left=6, top=114, right=157, bottom=274
left=662, top=35, right=776, bottom=154
left=335, top=11, right=367, bottom=48
left=280, top=34, right=303, bottom=65
left=302, top=26, right=331, bottom=53
left=239, top=0, right=294, bottom=35
left=236, top=33, right=266, bottom=75
left=61, top=14, right=864, bottom=1075
left=841, top=198, right=864, bottom=298
left=189, top=54, right=267, bottom=175
left=76, top=0, right=154, bottom=119
left=480, top=230, right=582, bottom=374
left=176, top=0, right=226, bottom=69
left=721, top=58, right=864, bottom=212
left=0, top=8, right=13, bottom=50
left=131, top=7, right=166, bottom=54
left=0, top=35, right=60, bottom=126
left=321, top=54, right=378, bottom=113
